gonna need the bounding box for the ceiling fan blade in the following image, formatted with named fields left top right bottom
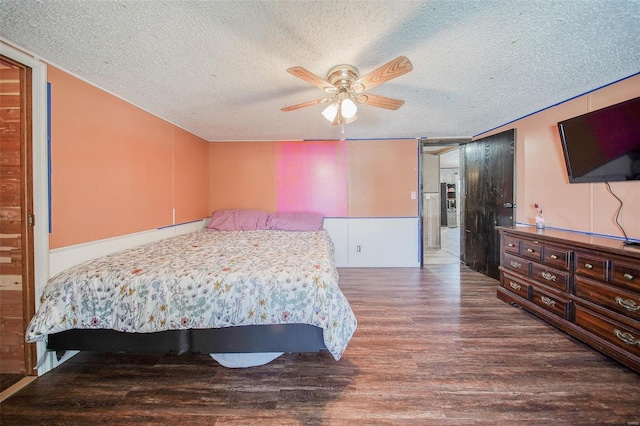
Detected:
left=286, top=67, right=338, bottom=93
left=356, top=94, right=405, bottom=110
left=281, top=98, right=331, bottom=112
left=350, top=56, right=413, bottom=93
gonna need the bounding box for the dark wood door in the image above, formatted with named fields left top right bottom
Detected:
left=461, top=129, right=515, bottom=279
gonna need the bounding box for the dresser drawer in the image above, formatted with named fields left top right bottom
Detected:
left=575, top=276, right=640, bottom=321
left=542, top=245, right=572, bottom=271
left=503, top=253, right=528, bottom=275
left=611, top=259, right=640, bottom=293
left=531, top=287, right=569, bottom=319
left=501, top=272, right=530, bottom=300
left=520, top=240, right=542, bottom=262
left=531, top=263, right=570, bottom=293
left=575, top=251, right=609, bottom=281
left=497, top=227, right=640, bottom=373
left=503, top=235, right=520, bottom=255
left=575, top=306, right=640, bottom=358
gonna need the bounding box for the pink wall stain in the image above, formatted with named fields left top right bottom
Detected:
left=275, top=141, right=348, bottom=216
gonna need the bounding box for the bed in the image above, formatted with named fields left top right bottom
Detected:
left=26, top=214, right=357, bottom=367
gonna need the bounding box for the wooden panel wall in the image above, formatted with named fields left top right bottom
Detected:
left=0, top=60, right=26, bottom=373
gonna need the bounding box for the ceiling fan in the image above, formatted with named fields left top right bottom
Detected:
left=281, top=56, right=413, bottom=125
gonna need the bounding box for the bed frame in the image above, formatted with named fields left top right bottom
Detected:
left=47, top=324, right=327, bottom=360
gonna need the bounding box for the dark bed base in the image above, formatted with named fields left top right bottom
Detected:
left=47, top=324, right=327, bottom=359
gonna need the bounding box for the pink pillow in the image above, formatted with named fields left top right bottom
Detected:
left=267, top=211, right=324, bottom=231
left=207, top=209, right=269, bottom=231
left=234, top=209, right=269, bottom=230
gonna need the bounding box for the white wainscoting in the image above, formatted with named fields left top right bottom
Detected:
left=49, top=220, right=207, bottom=277
left=324, top=217, right=420, bottom=267
left=323, top=218, right=349, bottom=266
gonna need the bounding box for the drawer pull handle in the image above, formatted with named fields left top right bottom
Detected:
left=541, top=296, right=555, bottom=307
left=541, top=272, right=557, bottom=282
left=623, top=273, right=634, bottom=281
left=615, top=296, right=640, bottom=312
left=527, top=248, right=534, bottom=253
left=507, top=243, right=515, bottom=247
left=550, top=254, right=558, bottom=260
left=509, top=281, right=521, bottom=291
left=510, top=261, right=522, bottom=269
left=614, top=329, right=639, bottom=347
left=584, top=263, right=593, bottom=270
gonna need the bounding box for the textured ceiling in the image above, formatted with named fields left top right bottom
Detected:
left=1, top=1, right=639, bottom=142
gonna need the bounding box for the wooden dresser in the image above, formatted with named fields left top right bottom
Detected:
left=497, top=226, right=640, bottom=373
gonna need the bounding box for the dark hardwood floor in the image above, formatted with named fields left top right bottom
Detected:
left=1, top=266, right=639, bottom=425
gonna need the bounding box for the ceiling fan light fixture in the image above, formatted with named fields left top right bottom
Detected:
left=321, top=101, right=339, bottom=122
left=343, top=113, right=358, bottom=124
left=283, top=56, right=412, bottom=125
left=341, top=98, right=357, bottom=118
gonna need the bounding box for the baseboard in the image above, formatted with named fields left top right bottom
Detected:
left=0, top=376, right=37, bottom=403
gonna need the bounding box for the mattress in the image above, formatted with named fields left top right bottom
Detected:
left=26, top=229, right=357, bottom=360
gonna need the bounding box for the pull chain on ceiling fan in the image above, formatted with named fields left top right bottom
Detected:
left=281, top=56, right=413, bottom=125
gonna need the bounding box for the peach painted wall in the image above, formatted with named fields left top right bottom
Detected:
left=48, top=66, right=209, bottom=249
left=208, top=142, right=276, bottom=213
left=476, top=74, right=640, bottom=240
left=348, top=139, right=419, bottom=217
left=207, top=139, right=418, bottom=218
left=173, top=127, right=209, bottom=224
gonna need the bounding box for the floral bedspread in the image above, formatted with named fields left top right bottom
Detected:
left=26, top=229, right=357, bottom=360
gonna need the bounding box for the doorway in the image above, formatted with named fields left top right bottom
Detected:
left=420, top=132, right=516, bottom=276
left=0, top=52, right=38, bottom=382
left=421, top=140, right=467, bottom=265
left=0, top=42, right=49, bottom=378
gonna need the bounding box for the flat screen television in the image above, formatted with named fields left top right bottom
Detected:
left=557, top=96, right=640, bottom=183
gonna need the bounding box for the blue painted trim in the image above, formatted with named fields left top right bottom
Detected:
left=514, top=222, right=640, bottom=243
left=47, top=82, right=52, bottom=234
left=345, top=137, right=418, bottom=141
left=474, top=71, right=640, bottom=138
left=302, top=137, right=418, bottom=141
left=417, top=141, right=423, bottom=266
left=324, top=216, right=420, bottom=219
